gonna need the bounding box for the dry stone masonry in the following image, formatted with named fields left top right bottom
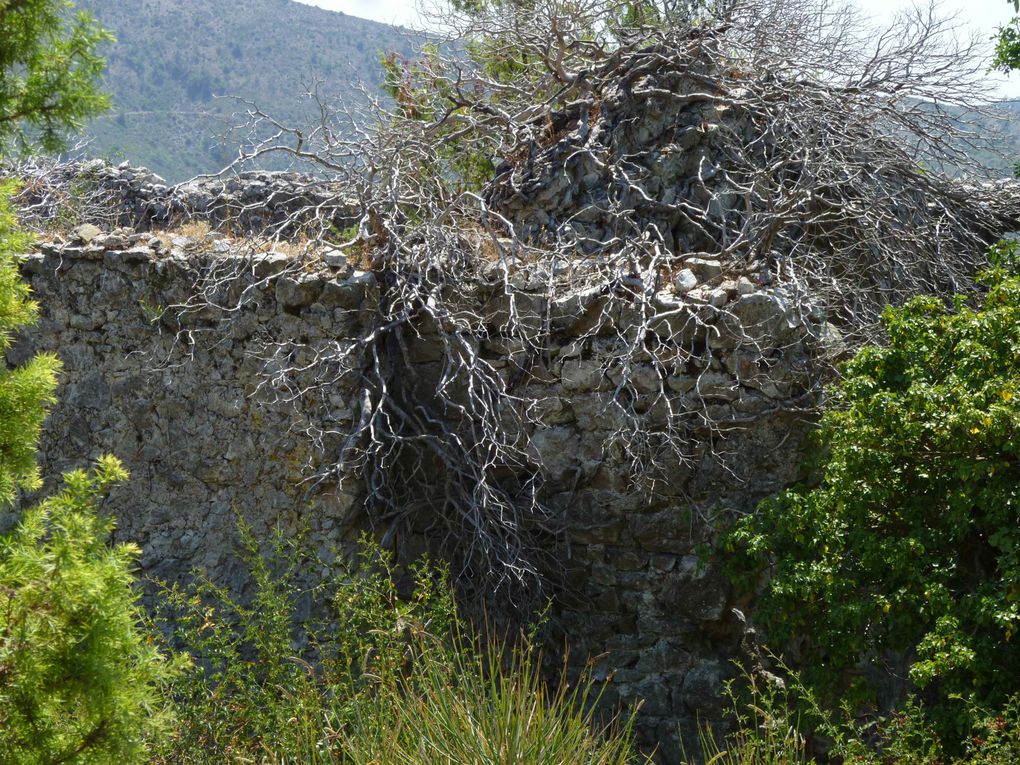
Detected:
left=15, top=158, right=359, bottom=236
left=7, top=165, right=841, bottom=758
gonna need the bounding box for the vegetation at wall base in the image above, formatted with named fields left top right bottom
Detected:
left=682, top=657, right=1020, bottom=765
left=340, top=635, right=640, bottom=765
left=153, top=524, right=648, bottom=765
left=0, top=456, right=182, bottom=765
left=724, top=240, right=1020, bottom=755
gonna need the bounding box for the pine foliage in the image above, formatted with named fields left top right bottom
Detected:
left=0, top=456, right=180, bottom=765
left=0, top=181, right=59, bottom=505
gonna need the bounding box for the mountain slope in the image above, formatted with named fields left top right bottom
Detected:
left=78, top=0, right=411, bottom=182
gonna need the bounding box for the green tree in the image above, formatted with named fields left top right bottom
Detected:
left=0, top=6, right=179, bottom=763
left=0, top=180, right=59, bottom=500
left=992, top=1, right=1020, bottom=72
left=726, top=243, right=1020, bottom=745
left=0, top=184, right=179, bottom=764
left=0, top=456, right=179, bottom=764
left=0, top=179, right=178, bottom=765
left=0, top=0, right=113, bottom=154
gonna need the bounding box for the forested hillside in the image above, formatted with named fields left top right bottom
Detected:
left=77, top=0, right=411, bottom=182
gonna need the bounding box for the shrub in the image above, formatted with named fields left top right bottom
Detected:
left=152, top=521, right=359, bottom=764
left=155, top=523, right=647, bottom=765
left=341, top=635, right=639, bottom=765
left=685, top=660, right=1020, bottom=765
left=0, top=456, right=180, bottom=764
left=0, top=180, right=61, bottom=505
left=682, top=665, right=813, bottom=765
left=0, top=178, right=177, bottom=765
left=726, top=241, right=1020, bottom=745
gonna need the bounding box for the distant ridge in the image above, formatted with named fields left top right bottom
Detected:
left=78, top=0, right=411, bottom=182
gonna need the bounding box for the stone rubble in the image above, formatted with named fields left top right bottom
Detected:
left=16, top=158, right=359, bottom=235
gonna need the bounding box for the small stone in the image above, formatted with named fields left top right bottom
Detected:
left=71, top=223, right=104, bottom=243
left=276, top=273, right=323, bottom=308
left=103, top=247, right=152, bottom=266
left=559, top=358, right=605, bottom=393
left=693, top=370, right=738, bottom=401
left=736, top=276, right=755, bottom=295
left=252, top=251, right=290, bottom=277
left=322, top=249, right=348, bottom=269
left=96, top=233, right=129, bottom=250
left=321, top=271, right=377, bottom=309
left=666, top=375, right=696, bottom=394
left=684, top=257, right=723, bottom=280
left=728, top=292, right=792, bottom=333
left=674, top=268, right=698, bottom=294
left=708, top=288, right=729, bottom=307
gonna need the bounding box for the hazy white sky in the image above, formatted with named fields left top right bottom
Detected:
left=295, top=0, right=420, bottom=27
left=294, top=0, right=1020, bottom=95
left=294, top=0, right=1015, bottom=30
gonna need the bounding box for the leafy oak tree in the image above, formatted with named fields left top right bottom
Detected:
left=0, top=0, right=112, bottom=153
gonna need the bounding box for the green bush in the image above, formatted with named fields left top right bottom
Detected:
left=0, top=179, right=177, bottom=764
left=684, top=660, right=1020, bottom=765
left=0, top=456, right=180, bottom=764
left=726, top=242, right=1020, bottom=746
left=155, top=524, right=647, bottom=765
left=152, top=523, right=456, bottom=763
left=0, top=180, right=61, bottom=505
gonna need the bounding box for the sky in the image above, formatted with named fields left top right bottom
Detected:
left=294, top=0, right=1020, bottom=95
left=294, top=0, right=1016, bottom=31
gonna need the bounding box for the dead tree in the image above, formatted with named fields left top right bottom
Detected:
left=55, top=0, right=1020, bottom=617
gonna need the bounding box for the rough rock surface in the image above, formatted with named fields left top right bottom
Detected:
left=16, top=159, right=359, bottom=235
left=7, top=202, right=836, bottom=757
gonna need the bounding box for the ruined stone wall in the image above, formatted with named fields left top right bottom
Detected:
left=7, top=229, right=370, bottom=581
left=9, top=233, right=828, bottom=762
left=7, top=194, right=835, bottom=760
left=16, top=159, right=358, bottom=235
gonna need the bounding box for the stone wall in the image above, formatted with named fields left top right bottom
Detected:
left=8, top=228, right=370, bottom=581
left=8, top=186, right=836, bottom=759
left=16, top=159, right=358, bottom=235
